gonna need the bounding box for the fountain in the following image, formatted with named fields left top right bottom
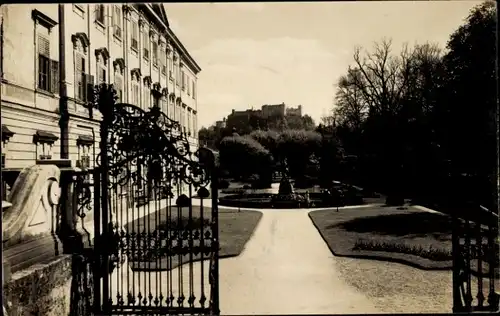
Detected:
left=218, top=159, right=367, bottom=209
left=270, top=161, right=307, bottom=207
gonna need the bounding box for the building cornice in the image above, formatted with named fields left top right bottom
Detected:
left=113, top=58, right=126, bottom=73
left=131, top=68, right=142, bottom=80
left=31, top=9, right=58, bottom=30
left=95, top=47, right=110, bottom=62
left=143, top=76, right=152, bottom=87
left=76, top=135, right=94, bottom=147
left=152, top=82, right=161, bottom=92
left=71, top=32, right=90, bottom=53
left=33, top=131, right=58, bottom=145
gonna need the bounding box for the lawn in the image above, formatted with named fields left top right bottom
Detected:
left=309, top=206, right=454, bottom=270
left=122, top=206, right=262, bottom=271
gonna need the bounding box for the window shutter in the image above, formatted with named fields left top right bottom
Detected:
left=137, top=85, right=140, bottom=105
left=75, top=55, right=83, bottom=73
left=132, top=84, right=136, bottom=105
left=115, top=76, right=122, bottom=90
left=94, top=5, right=100, bottom=22
left=50, top=60, right=59, bottom=94
left=114, top=6, right=119, bottom=26
left=86, top=74, right=95, bottom=104
left=143, top=31, right=149, bottom=56
left=115, top=75, right=122, bottom=102
left=38, top=36, right=50, bottom=57
left=82, top=73, right=88, bottom=101
left=153, top=42, right=157, bottom=63
left=99, top=67, right=106, bottom=84
left=188, top=111, right=191, bottom=132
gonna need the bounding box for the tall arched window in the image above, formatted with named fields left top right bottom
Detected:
left=95, top=47, right=109, bottom=84
left=94, top=4, right=105, bottom=25
left=168, top=94, right=175, bottom=121
left=161, top=88, right=168, bottom=115
left=143, top=76, right=152, bottom=110
left=71, top=33, right=90, bottom=102
left=130, top=68, right=141, bottom=106
left=113, top=58, right=125, bottom=103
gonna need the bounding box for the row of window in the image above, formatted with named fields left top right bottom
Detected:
left=37, top=36, right=195, bottom=101
left=36, top=36, right=196, bottom=134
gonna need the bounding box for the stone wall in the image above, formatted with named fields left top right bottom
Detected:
left=3, top=255, right=73, bottom=316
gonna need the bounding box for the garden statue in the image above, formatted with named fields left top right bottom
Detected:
left=278, top=158, right=294, bottom=196
left=278, top=175, right=294, bottom=196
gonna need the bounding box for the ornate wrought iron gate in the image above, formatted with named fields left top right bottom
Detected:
left=452, top=205, right=499, bottom=313
left=92, top=86, right=219, bottom=315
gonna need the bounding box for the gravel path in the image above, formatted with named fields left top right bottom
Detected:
left=332, top=256, right=453, bottom=313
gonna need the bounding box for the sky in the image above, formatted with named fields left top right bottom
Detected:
left=163, top=1, right=482, bottom=128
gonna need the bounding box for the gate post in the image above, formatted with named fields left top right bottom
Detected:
left=452, top=213, right=463, bottom=313
left=101, top=98, right=111, bottom=314
left=210, top=159, right=220, bottom=316
left=94, top=84, right=115, bottom=314
left=92, top=168, right=101, bottom=314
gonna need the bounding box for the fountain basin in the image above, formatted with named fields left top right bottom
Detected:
left=218, top=192, right=363, bottom=209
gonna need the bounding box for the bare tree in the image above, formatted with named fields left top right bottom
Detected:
left=333, top=70, right=367, bottom=130
left=333, top=38, right=443, bottom=128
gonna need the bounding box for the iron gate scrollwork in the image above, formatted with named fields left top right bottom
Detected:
left=93, top=85, right=219, bottom=315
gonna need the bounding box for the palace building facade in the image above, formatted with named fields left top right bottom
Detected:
left=1, top=4, right=200, bottom=174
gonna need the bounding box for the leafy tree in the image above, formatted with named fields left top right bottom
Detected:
left=198, top=125, right=227, bottom=150
left=218, top=135, right=273, bottom=184
left=438, top=0, right=497, bottom=209
left=249, top=130, right=280, bottom=160
left=276, top=130, right=322, bottom=180
left=316, top=125, right=345, bottom=186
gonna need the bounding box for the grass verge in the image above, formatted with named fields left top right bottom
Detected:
left=123, top=206, right=262, bottom=271
left=308, top=206, right=453, bottom=270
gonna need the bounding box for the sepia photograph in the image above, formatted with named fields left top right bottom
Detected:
left=0, top=1, right=498, bottom=315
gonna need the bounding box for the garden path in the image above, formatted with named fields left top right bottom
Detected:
left=214, top=208, right=379, bottom=314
